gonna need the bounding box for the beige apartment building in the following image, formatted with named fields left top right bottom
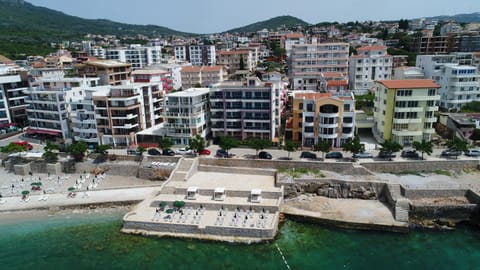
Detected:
left=76, top=60, right=132, bottom=86
left=181, top=65, right=226, bottom=89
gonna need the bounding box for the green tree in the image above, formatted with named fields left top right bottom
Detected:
left=218, top=136, right=240, bottom=156
left=283, top=140, right=299, bottom=159
left=247, top=138, right=272, bottom=157
left=239, top=56, right=245, bottom=70
left=413, top=140, right=433, bottom=160
left=446, top=137, right=469, bottom=158
left=0, top=142, right=26, bottom=153
left=460, top=101, right=480, bottom=112
left=193, top=83, right=202, bottom=88
left=470, top=129, right=480, bottom=142
left=43, top=142, right=60, bottom=163
left=94, top=144, right=111, bottom=155
left=67, top=141, right=88, bottom=162
left=158, top=137, right=173, bottom=150
left=137, top=146, right=146, bottom=155
left=342, top=136, right=365, bottom=155
left=379, top=139, right=403, bottom=158
left=189, top=135, right=206, bottom=154
left=313, top=140, right=331, bottom=160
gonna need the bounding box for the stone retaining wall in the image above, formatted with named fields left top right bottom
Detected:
left=410, top=204, right=477, bottom=220
left=362, top=160, right=479, bottom=173
left=401, top=188, right=468, bottom=200
left=198, top=158, right=371, bottom=175
left=198, top=164, right=276, bottom=177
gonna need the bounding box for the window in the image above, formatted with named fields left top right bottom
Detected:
left=298, top=103, right=303, bottom=110
left=344, top=104, right=350, bottom=111
left=428, top=89, right=436, bottom=96
left=427, top=100, right=435, bottom=106
left=406, top=112, right=417, bottom=119
left=425, top=111, right=433, bottom=118
left=305, top=116, right=314, bottom=122
left=397, top=90, right=412, bottom=96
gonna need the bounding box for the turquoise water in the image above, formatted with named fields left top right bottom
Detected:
left=1, top=212, right=480, bottom=270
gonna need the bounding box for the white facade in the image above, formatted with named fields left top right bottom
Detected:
left=174, top=45, right=187, bottom=62
left=290, top=42, right=349, bottom=91
left=163, top=88, right=210, bottom=145
left=438, top=64, right=480, bottom=111
left=189, top=45, right=216, bottom=66
left=89, top=46, right=106, bottom=58
left=349, top=46, right=392, bottom=91
left=416, top=55, right=458, bottom=79
left=106, top=45, right=162, bottom=69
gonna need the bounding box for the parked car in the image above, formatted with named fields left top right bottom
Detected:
left=198, top=149, right=211, bottom=155
left=175, top=148, right=193, bottom=155
left=162, top=149, right=175, bottom=156
left=300, top=151, right=317, bottom=159
left=377, top=151, right=396, bottom=159
left=258, top=151, right=272, bottom=159
left=147, top=148, right=161, bottom=156
left=401, top=150, right=420, bottom=159
left=353, top=152, right=373, bottom=158
left=216, top=149, right=229, bottom=158
left=13, top=140, right=32, bottom=150
left=441, top=149, right=462, bottom=157
left=465, top=149, right=480, bottom=157
left=127, top=147, right=141, bottom=155
left=325, top=151, right=343, bottom=159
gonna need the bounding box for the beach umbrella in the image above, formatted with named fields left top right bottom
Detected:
left=31, top=182, right=42, bottom=186
left=165, top=209, right=174, bottom=214
left=67, top=187, right=76, bottom=192
left=21, top=190, right=30, bottom=195
left=159, top=201, right=167, bottom=208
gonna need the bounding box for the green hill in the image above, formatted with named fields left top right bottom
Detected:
left=428, top=12, right=480, bottom=23
left=225, top=15, right=310, bottom=33
left=0, top=0, right=190, bottom=59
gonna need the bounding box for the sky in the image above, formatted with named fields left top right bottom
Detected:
left=27, top=0, right=480, bottom=34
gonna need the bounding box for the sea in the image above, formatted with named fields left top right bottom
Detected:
left=1, top=211, right=480, bottom=270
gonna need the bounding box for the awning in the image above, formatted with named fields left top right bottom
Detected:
left=251, top=189, right=262, bottom=195
left=214, top=187, right=225, bottom=193
left=27, top=128, right=61, bottom=136
left=187, top=187, right=198, bottom=193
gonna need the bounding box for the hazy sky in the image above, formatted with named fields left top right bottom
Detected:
left=28, top=0, right=480, bottom=33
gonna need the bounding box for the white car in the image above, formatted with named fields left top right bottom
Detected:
left=465, top=149, right=480, bottom=157
left=175, top=148, right=193, bottom=155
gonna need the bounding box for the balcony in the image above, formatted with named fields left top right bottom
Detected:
left=95, top=114, right=108, bottom=119
left=424, top=117, right=437, bottom=123
left=392, top=129, right=423, bottom=136
left=73, top=127, right=97, bottom=133
left=342, top=122, right=354, bottom=128
left=111, top=113, right=138, bottom=120
left=319, top=133, right=338, bottom=139
left=112, top=123, right=139, bottom=129
left=74, top=136, right=98, bottom=143
left=394, top=107, right=424, bottom=113
left=393, top=118, right=422, bottom=124
left=426, top=106, right=439, bottom=111
left=319, top=123, right=339, bottom=129
left=395, top=95, right=440, bottom=101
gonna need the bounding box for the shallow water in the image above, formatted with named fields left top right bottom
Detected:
left=1, top=212, right=479, bottom=270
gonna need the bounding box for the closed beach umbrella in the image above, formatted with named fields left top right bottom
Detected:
left=67, top=187, right=76, bottom=192
left=21, top=190, right=30, bottom=195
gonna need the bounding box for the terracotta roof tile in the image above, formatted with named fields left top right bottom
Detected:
left=357, top=45, right=387, bottom=51
left=377, top=79, right=440, bottom=89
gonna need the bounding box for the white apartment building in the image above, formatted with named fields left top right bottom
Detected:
left=174, top=45, right=216, bottom=66
left=89, top=46, right=106, bottom=59
left=163, top=88, right=210, bottom=145
left=349, top=45, right=393, bottom=91
left=106, top=44, right=162, bottom=69
left=283, top=33, right=305, bottom=57
left=437, top=64, right=480, bottom=111
left=416, top=54, right=460, bottom=79
left=290, top=41, right=349, bottom=91
left=373, top=79, right=440, bottom=146
left=0, top=64, right=28, bottom=127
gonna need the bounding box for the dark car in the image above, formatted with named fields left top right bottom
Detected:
left=325, top=151, right=343, bottom=159
left=162, top=149, right=175, bottom=156
left=441, top=149, right=462, bottom=157
left=300, top=151, right=317, bottom=159
left=258, top=151, right=272, bottom=159
left=353, top=152, right=373, bottom=158
left=378, top=151, right=396, bottom=159
left=147, top=148, right=161, bottom=156
left=216, top=149, right=229, bottom=158
left=401, top=150, right=420, bottom=159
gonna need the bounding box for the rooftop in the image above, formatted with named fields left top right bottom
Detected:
left=84, top=60, right=131, bottom=68
left=377, top=79, right=440, bottom=89
left=357, top=45, right=387, bottom=51
left=167, top=88, right=210, bottom=97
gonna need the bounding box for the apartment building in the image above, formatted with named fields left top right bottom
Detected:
left=0, top=64, right=29, bottom=127
left=181, top=66, right=226, bottom=89
left=70, top=87, right=108, bottom=146
left=209, top=77, right=280, bottom=141
left=174, top=45, right=216, bottom=66
left=290, top=91, right=355, bottom=147
left=416, top=55, right=458, bottom=79
left=348, top=45, right=392, bottom=91
left=76, top=60, right=131, bottom=86
left=283, top=33, right=305, bottom=57
left=105, top=44, right=162, bottom=69
left=132, top=69, right=173, bottom=93
left=373, top=79, right=440, bottom=146
left=437, top=64, right=480, bottom=111
left=290, top=41, right=349, bottom=91
left=216, top=49, right=256, bottom=74
left=92, top=81, right=163, bottom=146
left=163, top=88, right=210, bottom=145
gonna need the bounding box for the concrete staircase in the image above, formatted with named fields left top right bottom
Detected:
left=170, top=158, right=195, bottom=182
left=387, top=183, right=409, bottom=222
